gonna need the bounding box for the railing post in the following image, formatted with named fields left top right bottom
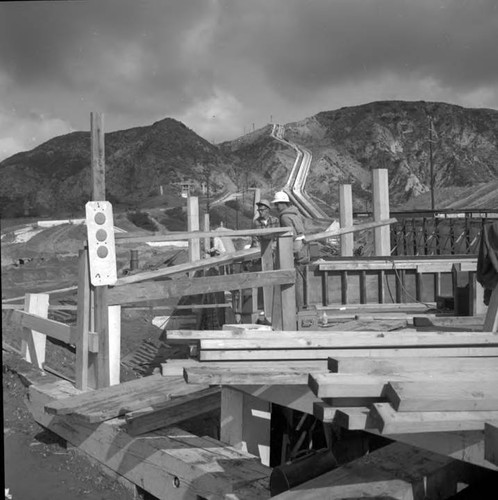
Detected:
left=20, top=293, right=49, bottom=369
left=372, top=168, right=391, bottom=256
left=188, top=195, right=200, bottom=268
left=339, top=184, right=353, bottom=256
left=76, top=248, right=91, bottom=390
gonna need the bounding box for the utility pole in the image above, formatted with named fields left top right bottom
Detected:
left=428, top=115, right=435, bottom=211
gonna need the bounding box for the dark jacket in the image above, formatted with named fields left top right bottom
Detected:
left=477, top=221, right=498, bottom=304
left=278, top=205, right=306, bottom=236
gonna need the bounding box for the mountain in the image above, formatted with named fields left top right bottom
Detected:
left=1, top=101, right=497, bottom=219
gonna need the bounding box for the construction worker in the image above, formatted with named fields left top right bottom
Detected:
left=271, top=191, right=310, bottom=265
left=251, top=198, right=280, bottom=248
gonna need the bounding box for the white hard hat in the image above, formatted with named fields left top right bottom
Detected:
left=271, top=191, right=290, bottom=204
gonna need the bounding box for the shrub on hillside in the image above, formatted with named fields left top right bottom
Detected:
left=126, top=211, right=157, bottom=232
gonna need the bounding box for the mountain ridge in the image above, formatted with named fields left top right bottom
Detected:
left=1, top=100, right=497, bottom=219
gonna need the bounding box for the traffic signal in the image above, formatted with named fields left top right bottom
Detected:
left=85, top=201, right=117, bottom=286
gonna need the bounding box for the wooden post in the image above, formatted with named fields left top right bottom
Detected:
left=220, top=387, right=271, bottom=466
left=90, top=112, right=105, bottom=201
left=339, top=184, right=353, bottom=256
left=76, top=248, right=92, bottom=390
left=20, top=293, right=49, bottom=369
left=187, top=195, right=200, bottom=265
left=261, top=238, right=274, bottom=321
left=276, top=235, right=296, bottom=331
left=372, top=169, right=391, bottom=256
left=203, top=211, right=210, bottom=258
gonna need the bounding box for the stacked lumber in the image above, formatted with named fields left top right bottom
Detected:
left=174, top=325, right=498, bottom=441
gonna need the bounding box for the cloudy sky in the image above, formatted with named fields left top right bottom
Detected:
left=1, top=0, right=497, bottom=161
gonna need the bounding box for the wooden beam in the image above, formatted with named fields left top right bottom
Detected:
left=161, top=359, right=329, bottom=376
left=305, top=218, right=397, bottom=244
left=384, top=380, right=498, bottom=412
left=198, top=331, right=498, bottom=350
left=313, top=402, right=370, bottom=424
left=115, top=226, right=291, bottom=243
left=328, top=356, right=498, bottom=374
left=370, top=402, right=498, bottom=434
left=20, top=293, right=49, bottom=369
left=261, top=238, right=274, bottom=321
left=184, top=366, right=321, bottom=385
left=14, top=309, right=74, bottom=345
left=115, top=248, right=260, bottom=286
left=108, top=269, right=295, bottom=305
left=339, top=184, right=354, bottom=256
left=44, top=374, right=209, bottom=423
left=271, top=441, right=471, bottom=500
left=125, top=387, right=220, bottom=436
left=372, top=168, right=391, bottom=256
left=200, top=346, right=498, bottom=361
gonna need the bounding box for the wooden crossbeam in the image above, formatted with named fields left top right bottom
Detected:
left=313, top=402, right=371, bottom=425
left=304, top=218, right=397, bottom=243
left=198, top=331, right=498, bottom=350
left=44, top=374, right=209, bottom=422
left=13, top=309, right=76, bottom=345
left=115, top=247, right=260, bottom=286
left=125, top=387, right=221, bottom=436
left=327, top=355, right=498, bottom=374
left=108, top=269, right=295, bottom=305
left=370, top=402, right=498, bottom=434
left=318, top=257, right=477, bottom=272
left=384, top=380, right=498, bottom=412
left=115, top=226, right=291, bottom=243
left=200, top=346, right=498, bottom=361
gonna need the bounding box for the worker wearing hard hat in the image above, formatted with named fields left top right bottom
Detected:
left=271, top=191, right=310, bottom=265
left=251, top=198, right=280, bottom=248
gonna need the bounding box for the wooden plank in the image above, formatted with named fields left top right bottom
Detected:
left=14, top=308, right=74, bottom=345
left=184, top=366, right=322, bottom=385
left=187, top=195, right=200, bottom=267
left=484, top=423, right=498, bottom=466
left=373, top=169, right=391, bottom=256
left=261, top=238, right=274, bottom=321
left=328, top=356, right=498, bottom=374
left=199, top=331, right=498, bottom=350
left=162, top=359, right=329, bottom=376
left=309, top=372, right=494, bottom=399
left=114, top=248, right=260, bottom=286
left=200, top=346, right=498, bottom=361
left=125, top=387, right=220, bottom=436
left=108, top=305, right=121, bottom=386
left=28, top=382, right=271, bottom=500
left=271, top=441, right=468, bottom=500
left=115, top=226, right=290, bottom=243
left=108, top=269, right=295, bottom=305
left=305, top=218, right=397, bottom=244
left=384, top=380, right=498, bottom=412
left=339, top=184, right=354, bottom=256
left=20, top=293, right=49, bottom=369
left=44, top=374, right=210, bottom=423
left=370, top=402, right=498, bottom=434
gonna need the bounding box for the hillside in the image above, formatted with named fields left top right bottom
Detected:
left=1, top=101, right=497, bottom=220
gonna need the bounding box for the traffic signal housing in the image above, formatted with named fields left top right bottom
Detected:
left=85, top=201, right=117, bottom=286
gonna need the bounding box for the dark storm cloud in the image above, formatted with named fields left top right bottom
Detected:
left=211, top=0, right=498, bottom=98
